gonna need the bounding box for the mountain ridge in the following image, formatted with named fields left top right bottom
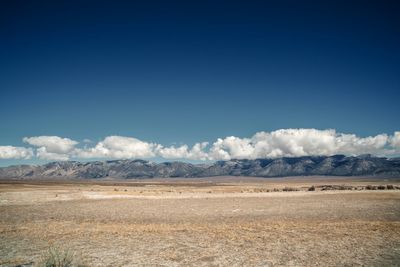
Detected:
left=1, top=155, right=400, bottom=179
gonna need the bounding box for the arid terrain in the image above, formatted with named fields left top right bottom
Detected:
left=0, top=176, right=400, bottom=266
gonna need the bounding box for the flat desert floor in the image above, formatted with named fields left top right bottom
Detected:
left=0, top=176, right=400, bottom=266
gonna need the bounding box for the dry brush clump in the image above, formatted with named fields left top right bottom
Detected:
left=365, top=185, right=377, bottom=190
left=363, top=184, right=400, bottom=190
left=253, top=188, right=268, bottom=193
left=34, top=247, right=87, bottom=267
left=282, top=187, right=299, bottom=192
left=321, top=185, right=354, bottom=191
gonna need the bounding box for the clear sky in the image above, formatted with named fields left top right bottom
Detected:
left=1, top=1, right=399, bottom=166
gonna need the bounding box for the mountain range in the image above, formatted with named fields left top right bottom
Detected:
left=1, top=155, right=400, bottom=179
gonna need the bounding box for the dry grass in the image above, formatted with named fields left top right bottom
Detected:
left=0, top=177, right=400, bottom=266
left=34, top=247, right=87, bottom=267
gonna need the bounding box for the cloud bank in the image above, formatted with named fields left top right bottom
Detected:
left=1, top=129, right=400, bottom=161
left=78, top=136, right=158, bottom=159
left=0, top=146, right=33, bottom=159
left=23, top=136, right=79, bottom=161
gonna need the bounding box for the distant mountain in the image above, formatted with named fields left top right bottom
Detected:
left=1, top=155, right=400, bottom=179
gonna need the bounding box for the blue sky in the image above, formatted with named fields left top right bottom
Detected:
left=1, top=1, right=399, bottom=166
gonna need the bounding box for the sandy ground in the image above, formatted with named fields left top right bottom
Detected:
left=0, top=177, right=400, bottom=266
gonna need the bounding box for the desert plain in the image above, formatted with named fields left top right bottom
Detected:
left=0, top=176, right=400, bottom=266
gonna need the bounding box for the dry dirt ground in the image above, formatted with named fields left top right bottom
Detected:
left=0, top=176, right=400, bottom=266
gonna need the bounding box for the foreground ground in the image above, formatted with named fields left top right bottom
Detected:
left=0, top=176, right=400, bottom=266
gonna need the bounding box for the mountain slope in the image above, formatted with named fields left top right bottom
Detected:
left=0, top=155, right=399, bottom=179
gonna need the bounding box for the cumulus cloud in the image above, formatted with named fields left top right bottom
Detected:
left=23, top=136, right=79, bottom=160
left=209, top=137, right=254, bottom=160
left=0, top=146, right=33, bottom=159
left=23, top=136, right=78, bottom=154
left=35, top=147, right=71, bottom=161
left=390, top=131, right=400, bottom=148
left=77, top=136, right=158, bottom=159
left=207, top=129, right=394, bottom=160
left=4, top=129, right=400, bottom=162
left=157, top=142, right=209, bottom=160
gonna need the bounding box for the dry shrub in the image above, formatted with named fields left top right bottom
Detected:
left=321, top=185, right=332, bottom=191
left=308, top=185, right=315, bottom=191
left=35, top=247, right=87, bottom=267
left=282, top=187, right=298, bottom=192
left=377, top=185, right=386, bottom=190
left=365, top=185, right=377, bottom=190
left=338, top=185, right=353, bottom=190
left=386, top=185, right=394, bottom=190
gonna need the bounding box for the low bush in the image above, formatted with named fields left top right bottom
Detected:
left=365, top=185, right=377, bottom=190
left=282, top=187, right=298, bottom=192
left=35, top=247, right=87, bottom=267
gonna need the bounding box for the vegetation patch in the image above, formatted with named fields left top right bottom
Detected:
left=35, top=247, right=87, bottom=267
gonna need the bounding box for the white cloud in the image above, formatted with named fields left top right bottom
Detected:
left=156, top=145, right=190, bottom=159
left=36, top=147, right=70, bottom=161
left=207, top=129, right=399, bottom=160
left=209, top=137, right=254, bottom=160
left=189, top=142, right=210, bottom=160
left=0, top=146, right=33, bottom=159
left=3, top=129, right=400, bottom=162
left=157, top=142, right=209, bottom=160
left=390, top=131, right=400, bottom=148
left=77, top=136, right=157, bottom=159
left=334, top=133, right=389, bottom=155
left=23, top=136, right=79, bottom=160
left=23, top=136, right=78, bottom=153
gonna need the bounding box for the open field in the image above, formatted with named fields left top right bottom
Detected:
left=1, top=176, right=400, bottom=266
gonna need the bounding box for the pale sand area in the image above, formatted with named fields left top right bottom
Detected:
left=0, top=177, right=399, bottom=266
